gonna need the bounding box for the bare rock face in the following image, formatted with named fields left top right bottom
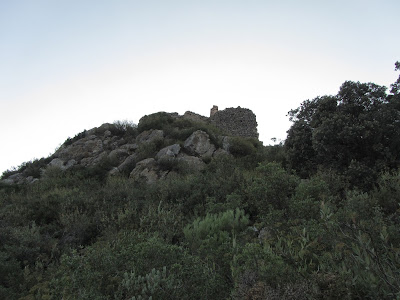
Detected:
left=48, top=158, right=65, bottom=169
left=1, top=173, right=25, bottom=185
left=177, top=154, right=206, bottom=171
left=212, top=148, right=230, bottom=158
left=182, top=111, right=208, bottom=123
left=52, top=123, right=130, bottom=169
left=55, top=135, right=104, bottom=162
left=184, top=130, right=215, bottom=158
left=222, top=136, right=231, bottom=152
left=117, top=154, right=137, bottom=174
left=155, top=144, right=181, bottom=161
left=48, top=158, right=77, bottom=170
left=129, top=158, right=167, bottom=184
left=120, top=143, right=138, bottom=154
left=80, top=152, right=108, bottom=167
left=108, top=149, right=130, bottom=165
left=136, top=130, right=164, bottom=144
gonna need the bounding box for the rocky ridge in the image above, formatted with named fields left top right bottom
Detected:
left=1, top=107, right=258, bottom=185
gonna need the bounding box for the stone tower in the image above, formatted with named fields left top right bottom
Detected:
left=210, top=105, right=218, bottom=117
left=209, top=106, right=258, bottom=138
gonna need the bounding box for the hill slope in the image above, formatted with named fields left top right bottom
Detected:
left=1, top=98, right=400, bottom=299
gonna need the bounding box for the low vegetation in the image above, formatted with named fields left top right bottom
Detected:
left=0, top=63, right=399, bottom=299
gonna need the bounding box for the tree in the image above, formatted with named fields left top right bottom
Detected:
left=286, top=76, right=400, bottom=190
left=390, top=61, right=400, bottom=95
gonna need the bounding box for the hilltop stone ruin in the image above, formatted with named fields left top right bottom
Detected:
left=208, top=106, right=258, bottom=139
left=180, top=105, right=258, bottom=138
left=1, top=106, right=259, bottom=185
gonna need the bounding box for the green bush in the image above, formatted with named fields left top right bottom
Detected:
left=320, top=202, right=400, bottom=299
left=1, top=157, right=52, bottom=180
left=135, top=138, right=164, bottom=162
left=1, top=167, right=19, bottom=180
left=245, top=162, right=299, bottom=215
left=184, top=209, right=250, bottom=295
left=51, top=232, right=225, bottom=299
left=137, top=112, right=174, bottom=133
left=289, top=177, right=330, bottom=220
left=373, top=171, right=400, bottom=215
left=229, top=137, right=258, bottom=157
left=233, top=242, right=306, bottom=298
left=113, top=120, right=138, bottom=138
left=184, top=208, right=249, bottom=246
left=63, top=130, right=87, bottom=146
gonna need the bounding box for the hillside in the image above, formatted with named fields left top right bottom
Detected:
left=1, top=107, right=258, bottom=186
left=1, top=68, right=400, bottom=299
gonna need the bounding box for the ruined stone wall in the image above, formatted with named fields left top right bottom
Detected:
left=210, top=106, right=258, bottom=138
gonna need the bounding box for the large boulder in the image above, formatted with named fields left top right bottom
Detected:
left=136, top=130, right=164, bottom=144
left=1, top=173, right=25, bottom=185
left=48, top=158, right=65, bottom=169
left=55, top=135, right=104, bottom=162
left=155, top=144, right=181, bottom=161
left=86, top=123, right=116, bottom=135
left=177, top=154, right=206, bottom=171
left=80, top=152, right=108, bottom=167
left=120, top=143, right=139, bottom=154
left=117, top=154, right=137, bottom=174
left=103, top=136, right=126, bottom=150
left=212, top=148, right=230, bottom=158
left=182, top=111, right=208, bottom=123
left=222, top=136, right=231, bottom=152
left=184, top=130, right=215, bottom=158
left=129, top=158, right=167, bottom=183
left=108, top=149, right=129, bottom=165
left=48, top=158, right=77, bottom=170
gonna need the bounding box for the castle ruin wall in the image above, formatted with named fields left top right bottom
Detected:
left=210, top=106, right=258, bottom=138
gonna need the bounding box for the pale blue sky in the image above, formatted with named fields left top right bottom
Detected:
left=1, top=0, right=399, bottom=174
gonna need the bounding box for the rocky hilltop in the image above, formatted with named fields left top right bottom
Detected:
left=1, top=106, right=259, bottom=185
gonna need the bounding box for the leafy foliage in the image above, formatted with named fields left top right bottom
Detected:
left=286, top=79, right=400, bottom=191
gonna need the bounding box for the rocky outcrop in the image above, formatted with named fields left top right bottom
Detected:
left=55, top=135, right=104, bottom=162
left=136, top=130, right=164, bottom=144
left=177, top=154, right=206, bottom=171
left=1, top=106, right=259, bottom=185
left=116, top=154, right=137, bottom=174
left=108, top=149, right=130, bottom=165
left=182, top=111, right=208, bottom=123
left=184, top=130, right=216, bottom=158
left=129, top=158, right=168, bottom=183
left=48, top=158, right=77, bottom=170
left=155, top=144, right=181, bottom=161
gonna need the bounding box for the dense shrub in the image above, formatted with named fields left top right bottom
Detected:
left=137, top=112, right=174, bottom=133
left=1, top=157, right=52, bottom=180
left=63, top=130, right=87, bottom=146
left=244, top=162, right=299, bottom=215
left=229, top=137, right=258, bottom=157
left=113, top=120, right=138, bottom=138
left=184, top=209, right=250, bottom=296
left=2, top=67, right=400, bottom=299
left=51, top=232, right=225, bottom=299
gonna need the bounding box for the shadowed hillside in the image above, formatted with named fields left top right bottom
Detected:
left=1, top=64, right=400, bottom=299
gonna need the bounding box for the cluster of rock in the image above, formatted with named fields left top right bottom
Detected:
left=1, top=173, right=39, bottom=185
left=124, top=130, right=228, bottom=183
left=1, top=106, right=258, bottom=185
left=1, top=124, right=231, bottom=185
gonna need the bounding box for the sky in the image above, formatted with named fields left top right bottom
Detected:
left=0, top=0, right=399, bottom=174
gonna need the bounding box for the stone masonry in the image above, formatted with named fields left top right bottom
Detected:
left=209, top=106, right=258, bottom=138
